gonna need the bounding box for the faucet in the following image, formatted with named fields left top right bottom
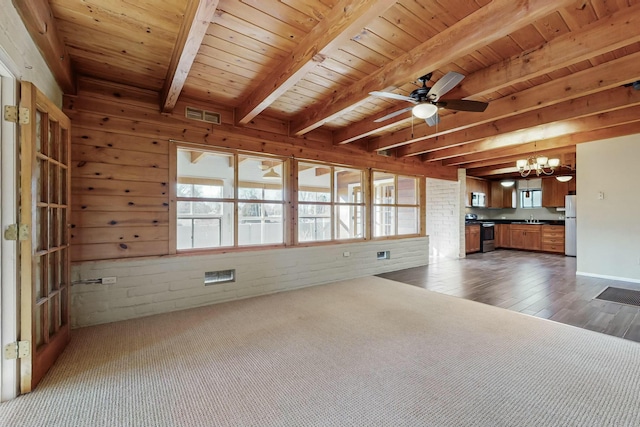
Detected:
left=529, top=214, right=534, bottom=223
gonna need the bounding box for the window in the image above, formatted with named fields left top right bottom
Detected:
left=297, top=162, right=365, bottom=242
left=373, top=172, right=419, bottom=237
left=176, top=148, right=285, bottom=250
left=520, top=189, right=542, bottom=208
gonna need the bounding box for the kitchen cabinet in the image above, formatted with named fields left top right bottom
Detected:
left=509, top=224, right=541, bottom=251
left=541, top=225, right=565, bottom=253
left=465, top=224, right=481, bottom=254
left=466, top=177, right=489, bottom=207
left=495, top=224, right=510, bottom=248
left=489, top=181, right=515, bottom=208
left=542, top=178, right=569, bottom=207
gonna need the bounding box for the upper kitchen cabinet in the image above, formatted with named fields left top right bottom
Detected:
left=542, top=177, right=571, bottom=207
left=466, top=177, right=489, bottom=207
left=489, top=181, right=515, bottom=209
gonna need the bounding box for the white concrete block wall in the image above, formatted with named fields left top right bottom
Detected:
left=71, top=237, right=429, bottom=327
left=426, top=178, right=460, bottom=259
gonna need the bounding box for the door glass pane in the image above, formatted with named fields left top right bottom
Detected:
left=397, top=176, right=417, bottom=204
left=238, top=203, right=283, bottom=245
left=35, top=255, right=43, bottom=300
left=60, top=167, right=68, bottom=204
left=35, top=304, right=44, bottom=348
left=35, top=110, right=42, bottom=152
left=49, top=295, right=58, bottom=335
left=48, top=208, right=55, bottom=249
left=47, top=253, right=55, bottom=294
left=335, top=205, right=363, bottom=240
left=398, top=207, right=418, bottom=235
left=36, top=158, right=44, bottom=203
left=50, top=163, right=59, bottom=204
left=60, top=286, right=68, bottom=328
left=37, top=207, right=47, bottom=251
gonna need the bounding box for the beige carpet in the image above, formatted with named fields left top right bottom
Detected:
left=1, top=276, right=639, bottom=426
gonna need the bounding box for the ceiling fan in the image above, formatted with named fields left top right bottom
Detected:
left=369, top=71, right=489, bottom=126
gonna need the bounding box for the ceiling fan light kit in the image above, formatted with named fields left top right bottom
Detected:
left=412, top=103, right=438, bottom=119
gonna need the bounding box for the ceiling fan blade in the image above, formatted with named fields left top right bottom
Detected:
left=429, top=71, right=465, bottom=101
left=369, top=91, right=414, bottom=102
left=373, top=106, right=413, bottom=122
left=425, top=113, right=440, bottom=127
left=436, top=99, right=489, bottom=112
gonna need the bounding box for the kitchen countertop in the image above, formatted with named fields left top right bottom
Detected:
left=465, top=219, right=565, bottom=226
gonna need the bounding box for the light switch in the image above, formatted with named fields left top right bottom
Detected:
left=597, top=191, right=604, bottom=200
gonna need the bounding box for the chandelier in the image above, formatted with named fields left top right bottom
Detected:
left=516, top=152, right=560, bottom=177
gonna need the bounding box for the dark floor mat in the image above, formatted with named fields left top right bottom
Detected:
left=595, top=287, right=640, bottom=307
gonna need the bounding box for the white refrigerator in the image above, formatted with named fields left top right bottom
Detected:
left=565, top=195, right=577, bottom=256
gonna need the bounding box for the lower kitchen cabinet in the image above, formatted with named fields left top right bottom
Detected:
left=541, top=225, right=565, bottom=253
left=465, top=225, right=481, bottom=254
left=495, top=224, right=510, bottom=248
left=509, top=225, right=541, bottom=251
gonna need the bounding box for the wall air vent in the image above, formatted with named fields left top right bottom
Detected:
left=204, top=269, right=235, bottom=285
left=185, top=106, right=221, bottom=125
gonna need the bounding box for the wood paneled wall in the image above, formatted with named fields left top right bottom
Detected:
left=65, top=77, right=456, bottom=262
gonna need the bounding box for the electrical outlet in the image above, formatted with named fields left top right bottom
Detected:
left=101, top=277, right=117, bottom=285
left=343, top=251, right=350, bottom=257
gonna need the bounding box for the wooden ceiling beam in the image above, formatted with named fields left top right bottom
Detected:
left=384, top=50, right=640, bottom=156
left=335, top=2, right=640, bottom=146
left=12, top=0, right=76, bottom=93
left=234, top=0, right=398, bottom=126
left=289, top=0, right=575, bottom=136
left=441, top=122, right=640, bottom=167
left=160, top=0, right=219, bottom=113
left=423, top=105, right=640, bottom=162
left=460, top=147, right=577, bottom=170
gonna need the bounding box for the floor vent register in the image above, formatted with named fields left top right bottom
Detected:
left=595, top=287, right=640, bottom=307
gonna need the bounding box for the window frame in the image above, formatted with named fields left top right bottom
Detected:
left=171, top=143, right=288, bottom=254
left=170, top=143, right=427, bottom=255
left=519, top=189, right=542, bottom=209
left=371, top=171, right=422, bottom=238
left=295, top=160, right=367, bottom=244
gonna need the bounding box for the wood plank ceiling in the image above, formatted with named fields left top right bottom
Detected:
left=26, top=0, right=640, bottom=179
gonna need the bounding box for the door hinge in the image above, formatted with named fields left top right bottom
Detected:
left=4, top=341, right=30, bottom=360
left=4, top=224, right=29, bottom=241
left=3, top=105, right=30, bottom=124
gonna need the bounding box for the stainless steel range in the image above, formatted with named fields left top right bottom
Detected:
left=480, top=222, right=495, bottom=252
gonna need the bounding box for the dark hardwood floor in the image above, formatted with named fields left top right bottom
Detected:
left=378, top=250, right=640, bottom=343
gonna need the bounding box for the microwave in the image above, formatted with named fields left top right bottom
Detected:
left=471, top=192, right=486, bottom=207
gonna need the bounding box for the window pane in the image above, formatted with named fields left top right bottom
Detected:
left=335, top=167, right=362, bottom=203
left=520, top=190, right=542, bottom=208
left=373, top=172, right=395, bottom=204
left=397, top=176, right=417, bottom=205
left=335, top=205, right=363, bottom=240
left=374, top=206, right=396, bottom=237
left=398, top=207, right=418, bottom=235
left=238, top=155, right=283, bottom=200
left=238, top=203, right=284, bottom=246
left=298, top=203, right=331, bottom=242
left=298, top=162, right=331, bottom=202
left=177, top=149, right=233, bottom=198
left=177, top=202, right=233, bottom=249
